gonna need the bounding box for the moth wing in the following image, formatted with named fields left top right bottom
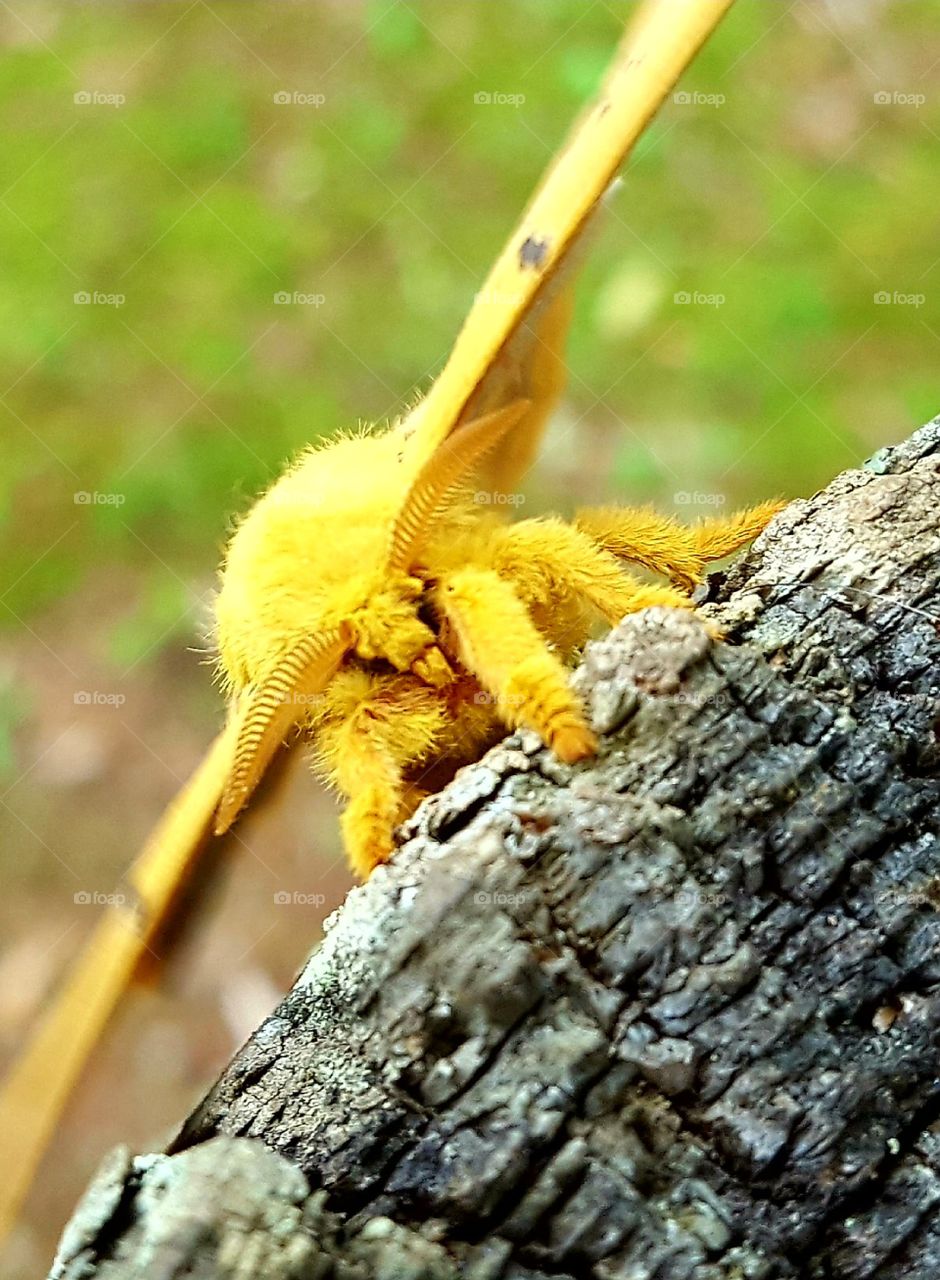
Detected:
left=398, top=0, right=734, bottom=508
left=0, top=719, right=242, bottom=1241
left=469, top=283, right=574, bottom=501
left=460, top=1, right=651, bottom=502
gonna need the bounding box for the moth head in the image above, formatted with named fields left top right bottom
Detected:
left=213, top=397, right=530, bottom=835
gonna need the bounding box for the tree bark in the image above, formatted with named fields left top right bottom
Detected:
left=50, top=421, right=939, bottom=1280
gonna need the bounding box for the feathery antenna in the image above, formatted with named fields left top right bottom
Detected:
left=388, top=400, right=530, bottom=572
left=214, top=625, right=351, bottom=836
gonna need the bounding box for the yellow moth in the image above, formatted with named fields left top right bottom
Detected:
left=0, top=0, right=782, bottom=1241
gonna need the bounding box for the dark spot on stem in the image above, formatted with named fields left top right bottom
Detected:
left=518, top=235, right=550, bottom=271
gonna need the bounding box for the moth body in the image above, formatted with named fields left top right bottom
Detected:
left=216, top=428, right=409, bottom=687
left=214, top=413, right=781, bottom=877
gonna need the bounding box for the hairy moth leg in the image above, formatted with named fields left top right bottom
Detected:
left=576, top=500, right=784, bottom=592
left=435, top=566, right=595, bottom=764
left=688, top=499, right=785, bottom=565
left=574, top=505, right=704, bottom=591
left=315, top=675, right=447, bottom=879
left=494, top=517, right=694, bottom=625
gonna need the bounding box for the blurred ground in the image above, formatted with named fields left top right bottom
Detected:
left=1, top=0, right=938, bottom=1273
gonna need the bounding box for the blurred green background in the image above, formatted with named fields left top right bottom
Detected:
left=1, top=0, right=937, bottom=1272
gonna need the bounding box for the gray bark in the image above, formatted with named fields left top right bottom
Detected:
left=50, top=421, right=939, bottom=1280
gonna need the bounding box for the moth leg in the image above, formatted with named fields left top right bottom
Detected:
left=493, top=517, right=693, bottom=627
left=434, top=566, right=596, bottom=764
left=687, top=499, right=785, bottom=568
left=574, top=505, right=702, bottom=591
left=316, top=675, right=446, bottom=879
left=411, top=642, right=457, bottom=689
left=575, top=500, right=783, bottom=592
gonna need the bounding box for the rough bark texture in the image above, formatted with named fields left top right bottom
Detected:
left=50, top=422, right=939, bottom=1280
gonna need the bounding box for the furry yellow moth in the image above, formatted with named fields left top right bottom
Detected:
left=0, top=0, right=781, bottom=1242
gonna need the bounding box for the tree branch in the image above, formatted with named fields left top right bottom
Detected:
left=51, top=420, right=940, bottom=1280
